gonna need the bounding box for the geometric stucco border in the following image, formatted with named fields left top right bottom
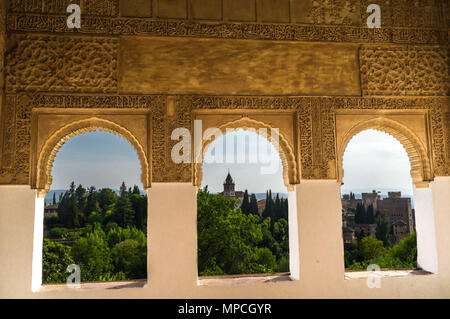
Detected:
left=1, top=93, right=448, bottom=186
left=6, top=14, right=448, bottom=46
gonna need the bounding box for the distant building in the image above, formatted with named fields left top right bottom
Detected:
left=44, top=204, right=58, bottom=217
left=392, top=220, right=408, bottom=242
left=341, top=190, right=414, bottom=244
left=354, top=224, right=376, bottom=238
left=221, top=171, right=244, bottom=205
left=342, top=226, right=356, bottom=244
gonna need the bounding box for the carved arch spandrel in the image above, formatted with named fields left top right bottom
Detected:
left=337, top=117, right=433, bottom=188
left=35, top=117, right=150, bottom=193
left=193, top=117, right=299, bottom=191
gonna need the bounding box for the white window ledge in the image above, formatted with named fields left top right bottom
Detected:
left=344, top=269, right=431, bottom=280
left=198, top=272, right=293, bottom=286
left=38, top=279, right=147, bottom=292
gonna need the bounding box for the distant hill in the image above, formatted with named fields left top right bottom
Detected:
left=210, top=192, right=287, bottom=201
left=254, top=192, right=288, bottom=201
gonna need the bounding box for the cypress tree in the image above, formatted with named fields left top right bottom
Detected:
left=249, top=194, right=259, bottom=216
left=84, top=186, right=100, bottom=219
left=357, top=229, right=366, bottom=242
left=113, top=182, right=135, bottom=227
left=367, top=204, right=375, bottom=224
left=75, top=184, right=87, bottom=213
left=120, top=182, right=128, bottom=197
left=240, top=190, right=250, bottom=215
left=376, top=210, right=391, bottom=247
left=52, top=192, right=56, bottom=205
left=274, top=193, right=281, bottom=223
left=132, top=185, right=141, bottom=195
left=281, top=198, right=289, bottom=221
left=262, top=190, right=273, bottom=221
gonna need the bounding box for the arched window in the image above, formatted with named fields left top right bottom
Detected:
left=41, top=131, right=147, bottom=288
left=197, top=128, right=297, bottom=284
left=341, top=129, right=419, bottom=272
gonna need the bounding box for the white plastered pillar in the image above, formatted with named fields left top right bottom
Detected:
left=0, top=186, right=44, bottom=297
left=288, top=188, right=300, bottom=280
left=413, top=184, right=439, bottom=274
left=428, top=177, right=450, bottom=276
left=293, top=180, right=345, bottom=287
left=146, top=183, right=198, bottom=294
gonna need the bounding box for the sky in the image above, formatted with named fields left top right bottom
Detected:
left=341, top=129, right=413, bottom=196
left=51, top=129, right=413, bottom=197
left=51, top=131, right=143, bottom=190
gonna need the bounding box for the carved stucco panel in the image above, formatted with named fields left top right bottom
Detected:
left=360, top=46, right=448, bottom=96
left=6, top=34, right=118, bottom=93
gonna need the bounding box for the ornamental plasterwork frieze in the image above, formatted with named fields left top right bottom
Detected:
left=5, top=14, right=447, bottom=45
left=0, top=94, right=447, bottom=186
left=9, top=0, right=118, bottom=16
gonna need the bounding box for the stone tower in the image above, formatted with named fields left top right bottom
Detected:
left=223, top=171, right=235, bottom=197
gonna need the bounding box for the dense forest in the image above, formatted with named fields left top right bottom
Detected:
left=43, top=183, right=290, bottom=283
left=197, top=188, right=290, bottom=276
left=43, top=182, right=147, bottom=283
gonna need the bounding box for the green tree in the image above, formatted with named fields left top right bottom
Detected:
left=240, top=190, right=250, bottom=215
left=49, top=227, right=68, bottom=239
left=281, top=198, right=289, bottom=221
left=130, top=194, right=147, bottom=230
left=132, top=185, right=141, bottom=195
left=273, top=218, right=289, bottom=258
left=52, top=192, right=56, bottom=205
left=75, top=184, right=87, bottom=214
left=383, top=232, right=417, bottom=268
left=71, top=226, right=113, bottom=281
left=366, top=204, right=375, bottom=224
left=120, top=181, right=128, bottom=197
left=87, top=211, right=103, bottom=225
left=197, top=190, right=275, bottom=275
left=42, top=239, right=74, bottom=284
left=259, top=217, right=275, bottom=254
left=111, top=239, right=147, bottom=278
left=355, top=203, right=365, bottom=224
left=58, top=182, right=83, bottom=228
left=344, top=242, right=358, bottom=268
left=358, top=236, right=386, bottom=261
left=357, top=229, right=366, bottom=242
left=97, top=188, right=118, bottom=213
left=44, top=215, right=60, bottom=229
left=249, top=194, right=259, bottom=216
left=112, top=192, right=135, bottom=228
left=276, top=254, right=290, bottom=272
left=262, top=190, right=275, bottom=230
left=376, top=210, right=391, bottom=247
left=274, top=194, right=281, bottom=223
left=84, top=186, right=100, bottom=219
